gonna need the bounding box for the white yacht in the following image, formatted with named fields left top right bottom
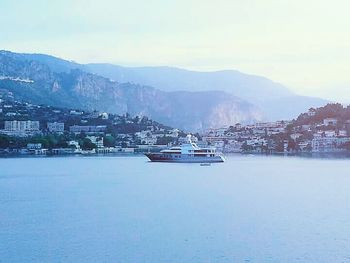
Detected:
left=145, top=135, right=225, bottom=163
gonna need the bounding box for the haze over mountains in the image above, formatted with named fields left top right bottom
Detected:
left=0, top=50, right=328, bottom=131
left=83, top=64, right=328, bottom=120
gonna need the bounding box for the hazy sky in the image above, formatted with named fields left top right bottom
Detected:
left=1, top=0, right=349, bottom=101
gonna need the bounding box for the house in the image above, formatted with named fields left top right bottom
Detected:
left=27, top=143, right=48, bottom=155
left=301, top=125, right=312, bottom=131
left=246, top=137, right=267, bottom=146
left=141, top=137, right=157, bottom=145
left=224, top=140, right=243, bottom=153
left=313, top=132, right=323, bottom=138
left=307, top=108, right=316, bottom=116
left=235, top=123, right=242, bottom=130
left=298, top=141, right=310, bottom=151
left=323, top=118, right=337, bottom=126
left=290, top=133, right=303, bottom=140
left=67, top=140, right=82, bottom=153
left=212, top=140, right=225, bottom=149
left=206, top=128, right=227, bottom=137
left=266, top=127, right=285, bottom=135
left=338, top=130, right=347, bottom=137
left=254, top=122, right=283, bottom=129
left=168, top=129, right=179, bottom=138
left=324, top=130, right=336, bottom=137
left=135, top=130, right=152, bottom=139
left=178, top=135, right=198, bottom=144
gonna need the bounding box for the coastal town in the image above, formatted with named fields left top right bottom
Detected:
left=203, top=103, right=350, bottom=153
left=1, top=88, right=350, bottom=156
left=0, top=89, right=185, bottom=155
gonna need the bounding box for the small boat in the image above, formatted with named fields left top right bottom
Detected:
left=145, top=135, right=225, bottom=163
left=200, top=163, right=211, bottom=166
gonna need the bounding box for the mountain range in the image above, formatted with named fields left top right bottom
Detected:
left=0, top=50, right=328, bottom=131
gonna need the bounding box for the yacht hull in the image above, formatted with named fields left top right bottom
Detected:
left=145, top=153, right=225, bottom=163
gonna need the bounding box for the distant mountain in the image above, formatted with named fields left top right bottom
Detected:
left=0, top=50, right=329, bottom=128
left=0, top=50, right=262, bottom=131
left=13, top=53, right=294, bottom=102
left=84, top=64, right=293, bottom=101
left=20, top=53, right=327, bottom=120
left=82, top=64, right=329, bottom=119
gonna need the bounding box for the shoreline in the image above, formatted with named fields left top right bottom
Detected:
left=2, top=151, right=350, bottom=159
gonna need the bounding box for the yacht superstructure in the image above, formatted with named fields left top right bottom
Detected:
left=145, top=135, right=225, bottom=163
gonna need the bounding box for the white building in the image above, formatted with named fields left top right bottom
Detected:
left=67, top=140, right=82, bottom=153
left=86, top=136, right=104, bottom=148
left=254, top=122, right=284, bottom=129
left=323, top=118, right=337, bottom=126
left=141, top=137, right=157, bottom=145
left=224, top=140, right=243, bottom=153
left=235, top=123, right=242, bottom=130
left=298, top=141, right=310, bottom=151
left=212, top=140, right=225, bottom=149
left=308, top=108, right=316, bottom=116
left=301, top=125, right=312, bottom=131
left=324, top=130, right=336, bottom=137
left=47, top=122, right=64, bottom=133
left=69, top=125, right=107, bottom=134
left=4, top=120, right=40, bottom=132
left=178, top=135, right=198, bottom=144
left=68, top=140, right=80, bottom=149
left=290, top=133, right=303, bottom=140
left=168, top=129, right=179, bottom=138
left=27, top=143, right=42, bottom=149
left=266, top=127, right=285, bottom=135
left=205, top=128, right=227, bottom=137
left=135, top=130, right=152, bottom=139
left=100, top=112, right=109, bottom=120
left=338, top=130, right=347, bottom=137
left=246, top=137, right=267, bottom=146
left=70, top=110, right=83, bottom=115
left=311, top=137, right=350, bottom=152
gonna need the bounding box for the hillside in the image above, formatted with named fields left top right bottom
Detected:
left=294, top=103, right=350, bottom=126
left=0, top=51, right=262, bottom=131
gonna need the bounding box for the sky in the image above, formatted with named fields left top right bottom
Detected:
left=1, top=0, right=349, bottom=102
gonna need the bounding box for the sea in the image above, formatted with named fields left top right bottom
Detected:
left=1, top=154, right=350, bottom=262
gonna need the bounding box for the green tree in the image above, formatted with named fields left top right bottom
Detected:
left=287, top=140, right=297, bottom=151
left=0, top=135, right=10, bottom=148
left=241, top=141, right=253, bottom=152
left=104, top=135, right=116, bottom=147
left=81, top=138, right=96, bottom=150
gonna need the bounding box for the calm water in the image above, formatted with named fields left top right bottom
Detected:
left=1, top=155, right=350, bottom=262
